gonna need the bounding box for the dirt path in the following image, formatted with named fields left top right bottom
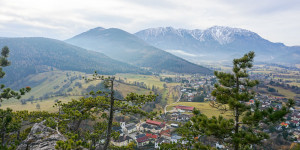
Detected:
left=164, top=91, right=182, bottom=114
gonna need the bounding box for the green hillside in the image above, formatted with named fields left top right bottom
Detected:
left=0, top=37, right=145, bottom=87
left=1, top=71, right=178, bottom=113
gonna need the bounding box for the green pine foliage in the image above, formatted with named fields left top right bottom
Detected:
left=0, top=46, right=31, bottom=102
left=54, top=71, right=157, bottom=150
left=160, top=52, right=295, bottom=150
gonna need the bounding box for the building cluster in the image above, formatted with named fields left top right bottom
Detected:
left=111, top=118, right=188, bottom=149
left=180, top=76, right=216, bottom=102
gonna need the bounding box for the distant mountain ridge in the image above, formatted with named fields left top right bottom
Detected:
left=135, top=26, right=300, bottom=64
left=66, top=27, right=212, bottom=74
left=0, top=37, right=143, bottom=86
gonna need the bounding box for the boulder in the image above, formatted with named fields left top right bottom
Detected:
left=17, top=120, right=66, bottom=150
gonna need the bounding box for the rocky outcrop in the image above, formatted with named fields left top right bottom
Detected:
left=17, top=121, right=66, bottom=150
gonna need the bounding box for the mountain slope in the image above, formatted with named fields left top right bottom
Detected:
left=0, top=37, right=142, bottom=86
left=65, top=27, right=212, bottom=74
left=135, top=26, right=300, bottom=64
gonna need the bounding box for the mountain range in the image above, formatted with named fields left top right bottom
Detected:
left=135, top=26, right=300, bottom=64
left=2, top=25, right=298, bottom=88
left=65, top=27, right=212, bottom=74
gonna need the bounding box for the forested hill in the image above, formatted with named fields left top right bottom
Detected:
left=66, top=27, right=212, bottom=74
left=0, top=37, right=143, bottom=86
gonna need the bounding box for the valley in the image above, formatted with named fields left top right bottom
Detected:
left=0, top=25, right=300, bottom=149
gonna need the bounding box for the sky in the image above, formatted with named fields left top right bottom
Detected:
left=0, top=0, right=299, bottom=46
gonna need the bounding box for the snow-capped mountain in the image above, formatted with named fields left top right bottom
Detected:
left=136, top=26, right=261, bottom=45
left=135, top=26, right=300, bottom=64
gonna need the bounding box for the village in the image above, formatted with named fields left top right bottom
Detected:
left=109, top=73, right=300, bottom=149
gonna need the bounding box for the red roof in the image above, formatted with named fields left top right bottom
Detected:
left=146, top=120, right=163, bottom=126
left=137, top=136, right=149, bottom=143
left=160, top=129, right=171, bottom=137
left=175, top=105, right=194, bottom=111
left=146, top=133, right=158, bottom=139
left=281, top=122, right=288, bottom=126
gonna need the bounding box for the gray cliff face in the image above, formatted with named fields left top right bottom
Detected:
left=17, top=121, right=66, bottom=150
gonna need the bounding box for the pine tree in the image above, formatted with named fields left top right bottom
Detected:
left=0, top=46, right=31, bottom=102
left=209, top=51, right=294, bottom=149
left=56, top=71, right=157, bottom=149
left=160, top=52, right=294, bottom=149
left=85, top=72, right=157, bottom=150
left=0, top=46, right=31, bottom=148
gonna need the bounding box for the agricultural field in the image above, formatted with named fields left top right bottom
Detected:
left=166, top=102, right=233, bottom=119
left=117, top=73, right=181, bottom=107
left=1, top=72, right=181, bottom=112
left=268, top=85, right=298, bottom=99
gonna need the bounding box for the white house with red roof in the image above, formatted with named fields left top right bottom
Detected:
left=146, top=120, right=165, bottom=128
left=174, top=105, right=194, bottom=112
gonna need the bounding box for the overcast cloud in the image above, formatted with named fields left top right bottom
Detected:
left=0, top=0, right=299, bottom=46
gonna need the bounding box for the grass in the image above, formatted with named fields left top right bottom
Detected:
left=117, top=73, right=181, bottom=107
left=1, top=96, right=77, bottom=112
left=116, top=74, right=165, bottom=89
left=1, top=71, right=181, bottom=113
left=167, top=102, right=233, bottom=119
left=268, top=85, right=297, bottom=99
left=114, top=83, right=150, bottom=96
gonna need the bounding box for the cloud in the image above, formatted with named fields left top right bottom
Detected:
left=165, top=50, right=199, bottom=57
left=0, top=0, right=299, bottom=45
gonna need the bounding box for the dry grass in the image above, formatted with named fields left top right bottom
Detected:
left=167, top=102, right=233, bottom=119
left=268, top=85, right=297, bottom=99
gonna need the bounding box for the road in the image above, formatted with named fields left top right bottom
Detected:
left=164, top=91, right=182, bottom=114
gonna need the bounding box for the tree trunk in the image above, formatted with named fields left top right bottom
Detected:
left=1, top=130, right=5, bottom=147
left=104, top=78, right=115, bottom=150
left=17, top=130, right=20, bottom=141
left=234, top=75, right=240, bottom=150
left=234, top=106, right=239, bottom=150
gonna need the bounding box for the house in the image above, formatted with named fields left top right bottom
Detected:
left=249, top=99, right=255, bottom=105
left=124, top=123, right=137, bottom=134
left=111, top=135, right=133, bottom=147
left=171, top=124, right=179, bottom=128
left=171, top=134, right=182, bottom=143
left=292, top=113, right=300, bottom=121
left=174, top=105, right=194, bottom=112
left=291, top=120, right=300, bottom=127
left=280, top=122, right=289, bottom=128
left=146, top=133, right=158, bottom=139
left=146, top=120, right=165, bottom=128
left=160, top=129, right=171, bottom=139
left=135, top=134, right=149, bottom=147
left=140, top=123, right=163, bottom=134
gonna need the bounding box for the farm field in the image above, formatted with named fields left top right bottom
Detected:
left=1, top=72, right=181, bottom=113
left=167, top=102, right=233, bottom=119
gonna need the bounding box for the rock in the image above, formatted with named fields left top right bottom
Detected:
left=17, top=120, right=66, bottom=150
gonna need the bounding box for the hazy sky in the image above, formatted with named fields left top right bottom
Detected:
left=0, top=0, right=299, bottom=46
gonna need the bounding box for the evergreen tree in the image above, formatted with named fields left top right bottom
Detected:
left=56, top=71, right=157, bottom=149
left=160, top=52, right=294, bottom=150
left=0, top=46, right=31, bottom=148
left=210, top=52, right=294, bottom=149
left=0, top=46, right=31, bottom=102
